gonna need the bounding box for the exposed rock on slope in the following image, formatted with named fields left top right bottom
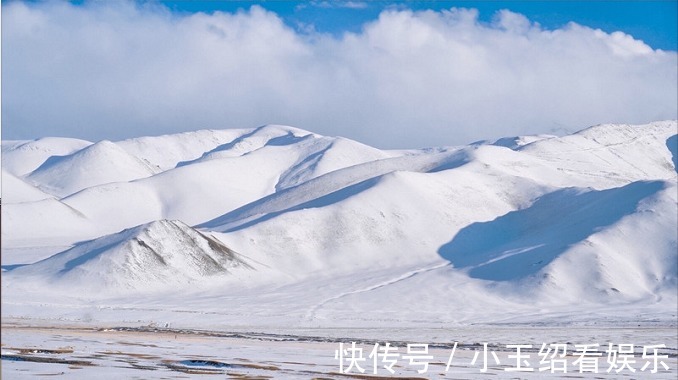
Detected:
left=13, top=220, right=252, bottom=291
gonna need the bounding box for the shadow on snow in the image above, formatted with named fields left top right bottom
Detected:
left=438, top=180, right=666, bottom=281
left=667, top=134, right=677, bottom=174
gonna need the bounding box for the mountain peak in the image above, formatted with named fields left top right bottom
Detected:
left=13, top=219, right=253, bottom=292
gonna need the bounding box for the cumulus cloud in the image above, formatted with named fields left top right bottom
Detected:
left=2, top=1, right=676, bottom=148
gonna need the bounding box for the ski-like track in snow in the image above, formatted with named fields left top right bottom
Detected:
left=304, top=262, right=451, bottom=322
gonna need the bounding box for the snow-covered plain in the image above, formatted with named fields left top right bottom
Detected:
left=2, top=122, right=677, bottom=378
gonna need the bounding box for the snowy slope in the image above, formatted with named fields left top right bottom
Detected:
left=25, top=140, right=158, bottom=197
left=116, top=128, right=249, bottom=171
left=2, top=197, right=96, bottom=248
left=518, top=121, right=677, bottom=185
left=1, top=169, right=54, bottom=203
left=10, top=220, right=253, bottom=291
left=528, top=181, right=678, bottom=303
left=2, top=121, right=677, bottom=328
left=1, top=137, right=92, bottom=176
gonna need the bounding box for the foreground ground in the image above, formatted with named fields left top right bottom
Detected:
left=2, top=321, right=677, bottom=379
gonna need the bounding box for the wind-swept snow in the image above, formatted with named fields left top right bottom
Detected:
left=518, top=121, right=677, bottom=185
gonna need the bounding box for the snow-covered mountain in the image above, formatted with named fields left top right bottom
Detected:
left=2, top=121, right=677, bottom=327
left=11, top=220, right=253, bottom=291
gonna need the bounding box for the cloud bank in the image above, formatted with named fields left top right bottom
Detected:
left=2, top=1, right=676, bottom=148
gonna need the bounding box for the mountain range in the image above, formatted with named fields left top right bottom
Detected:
left=2, top=121, right=676, bottom=327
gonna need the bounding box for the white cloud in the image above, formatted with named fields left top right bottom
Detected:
left=310, top=1, right=368, bottom=10
left=2, top=1, right=676, bottom=148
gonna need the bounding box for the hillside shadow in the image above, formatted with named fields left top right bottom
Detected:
left=201, top=176, right=380, bottom=233
left=176, top=128, right=311, bottom=168
left=1, top=264, right=28, bottom=271
left=175, top=128, right=262, bottom=168
left=667, top=134, right=677, bottom=173
left=56, top=240, right=122, bottom=274
left=200, top=149, right=471, bottom=232
left=438, top=181, right=665, bottom=281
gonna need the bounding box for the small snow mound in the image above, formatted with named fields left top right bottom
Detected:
left=26, top=140, right=158, bottom=197
left=1, top=137, right=92, bottom=176
left=12, top=220, right=252, bottom=291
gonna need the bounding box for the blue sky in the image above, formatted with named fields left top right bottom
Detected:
left=3, top=1, right=677, bottom=147
left=158, top=1, right=678, bottom=51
